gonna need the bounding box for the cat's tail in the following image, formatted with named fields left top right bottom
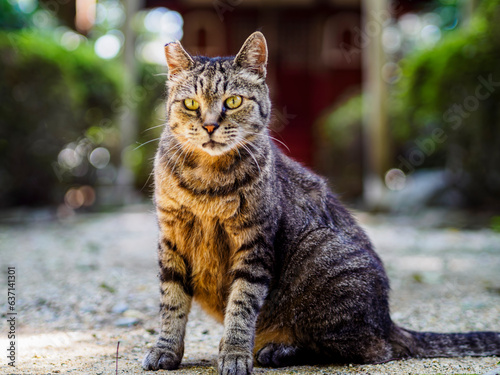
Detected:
left=391, top=325, right=500, bottom=359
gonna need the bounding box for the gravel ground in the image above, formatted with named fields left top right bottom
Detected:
left=0, top=205, right=499, bottom=375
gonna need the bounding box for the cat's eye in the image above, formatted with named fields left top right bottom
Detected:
left=184, top=98, right=199, bottom=111
left=225, top=95, right=242, bottom=109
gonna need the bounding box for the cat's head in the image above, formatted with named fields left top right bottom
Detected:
left=163, top=32, right=271, bottom=157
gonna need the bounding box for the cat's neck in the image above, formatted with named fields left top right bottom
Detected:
left=157, top=134, right=270, bottom=193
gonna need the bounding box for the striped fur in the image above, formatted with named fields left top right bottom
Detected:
left=142, top=32, right=500, bottom=374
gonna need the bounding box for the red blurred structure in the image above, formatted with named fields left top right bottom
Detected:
left=143, top=0, right=430, bottom=169
left=147, top=0, right=363, bottom=166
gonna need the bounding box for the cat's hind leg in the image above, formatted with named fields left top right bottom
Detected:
left=277, top=227, right=395, bottom=365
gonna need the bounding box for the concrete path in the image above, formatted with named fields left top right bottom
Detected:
left=0, top=206, right=499, bottom=374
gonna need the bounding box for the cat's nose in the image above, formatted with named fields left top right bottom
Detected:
left=202, top=122, right=219, bottom=135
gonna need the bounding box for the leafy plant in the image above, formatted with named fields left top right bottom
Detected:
left=0, top=29, right=123, bottom=207
left=392, top=0, right=500, bottom=205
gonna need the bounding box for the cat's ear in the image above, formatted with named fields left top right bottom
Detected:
left=234, top=31, right=268, bottom=77
left=164, top=42, right=194, bottom=78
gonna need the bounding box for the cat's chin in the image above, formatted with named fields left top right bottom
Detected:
left=200, top=140, right=233, bottom=156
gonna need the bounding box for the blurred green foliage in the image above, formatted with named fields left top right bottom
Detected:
left=0, top=28, right=123, bottom=207
left=128, top=63, right=166, bottom=194
left=0, top=0, right=170, bottom=208
left=323, top=0, right=500, bottom=206
left=315, top=94, right=363, bottom=199
left=0, top=0, right=30, bottom=30
left=491, top=216, right=500, bottom=233
left=322, top=95, right=363, bottom=148
left=394, top=0, right=500, bottom=204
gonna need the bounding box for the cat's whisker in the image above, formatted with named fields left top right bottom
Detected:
left=244, top=130, right=291, bottom=153
left=161, top=140, right=182, bottom=157
left=225, top=118, right=288, bottom=153
left=164, top=143, right=184, bottom=171
left=171, top=142, right=190, bottom=171
left=140, top=168, right=155, bottom=193
left=235, top=137, right=261, bottom=174
left=142, top=123, right=167, bottom=133
left=245, top=139, right=268, bottom=171
left=268, top=136, right=290, bottom=152
left=134, top=137, right=161, bottom=151
left=181, top=142, right=194, bottom=168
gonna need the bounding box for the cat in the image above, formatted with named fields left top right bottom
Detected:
left=142, top=31, right=500, bottom=374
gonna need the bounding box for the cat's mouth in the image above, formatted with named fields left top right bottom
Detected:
left=202, top=140, right=226, bottom=149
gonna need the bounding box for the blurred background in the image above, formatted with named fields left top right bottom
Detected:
left=1, top=0, right=500, bottom=224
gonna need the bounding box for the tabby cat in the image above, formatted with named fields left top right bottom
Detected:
left=142, top=32, right=500, bottom=374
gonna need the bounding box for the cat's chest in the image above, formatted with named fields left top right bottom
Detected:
left=174, top=214, right=240, bottom=322
left=187, top=216, right=233, bottom=321
left=155, top=170, right=259, bottom=321
left=156, top=196, right=237, bottom=321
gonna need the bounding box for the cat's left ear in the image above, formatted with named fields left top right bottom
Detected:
left=164, top=41, right=194, bottom=78
left=233, top=31, right=268, bottom=77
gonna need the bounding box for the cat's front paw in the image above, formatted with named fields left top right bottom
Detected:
left=142, top=346, right=181, bottom=371
left=218, top=350, right=253, bottom=375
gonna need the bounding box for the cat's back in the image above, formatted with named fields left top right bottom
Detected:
left=270, top=144, right=374, bottom=258
left=272, top=146, right=330, bottom=209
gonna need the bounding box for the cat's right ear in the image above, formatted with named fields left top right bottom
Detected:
left=164, top=42, right=194, bottom=78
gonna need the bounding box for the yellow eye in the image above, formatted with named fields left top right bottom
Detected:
left=184, top=98, right=199, bottom=110
left=225, top=95, right=242, bottom=109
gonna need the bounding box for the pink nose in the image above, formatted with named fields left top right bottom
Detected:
left=202, top=123, right=219, bottom=134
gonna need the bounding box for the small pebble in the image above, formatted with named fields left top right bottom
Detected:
left=124, top=309, right=145, bottom=319
left=114, top=317, right=140, bottom=327
left=112, top=302, right=129, bottom=314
